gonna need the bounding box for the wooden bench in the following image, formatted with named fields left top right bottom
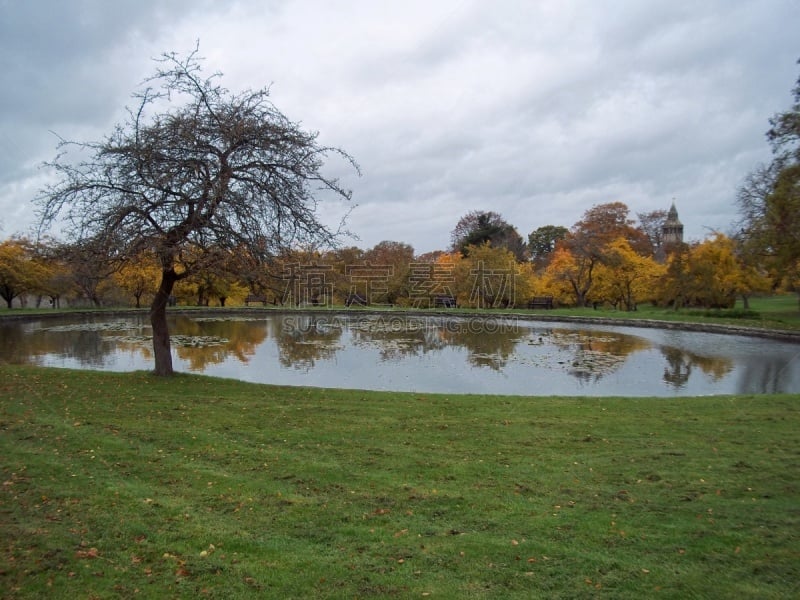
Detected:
left=433, top=296, right=456, bottom=308
left=433, top=295, right=457, bottom=308
left=244, top=294, right=268, bottom=306
left=527, top=296, right=554, bottom=309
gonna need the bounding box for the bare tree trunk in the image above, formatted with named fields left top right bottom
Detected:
left=150, top=269, right=178, bottom=376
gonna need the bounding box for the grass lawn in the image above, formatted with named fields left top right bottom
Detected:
left=1, top=365, right=799, bottom=598
left=3, top=293, right=800, bottom=332
left=506, top=294, right=800, bottom=332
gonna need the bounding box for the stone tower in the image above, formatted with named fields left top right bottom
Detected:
left=662, top=202, right=684, bottom=246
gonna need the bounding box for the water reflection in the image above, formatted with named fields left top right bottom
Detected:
left=344, top=316, right=528, bottom=370
left=661, top=347, right=734, bottom=390
left=545, top=329, right=652, bottom=382
left=0, top=312, right=798, bottom=396
left=276, top=315, right=343, bottom=370
left=736, top=352, right=800, bottom=394
left=174, top=316, right=269, bottom=370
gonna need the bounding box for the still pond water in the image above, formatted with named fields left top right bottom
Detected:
left=2, top=312, right=799, bottom=396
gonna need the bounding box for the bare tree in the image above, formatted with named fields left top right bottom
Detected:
left=38, top=47, right=358, bottom=375
left=636, top=209, right=667, bottom=257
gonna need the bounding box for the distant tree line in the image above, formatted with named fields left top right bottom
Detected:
left=0, top=199, right=776, bottom=313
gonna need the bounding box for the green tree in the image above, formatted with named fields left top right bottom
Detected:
left=450, top=211, right=527, bottom=261
left=738, top=61, right=800, bottom=306
left=39, top=48, right=356, bottom=375
left=764, top=165, right=800, bottom=273
left=527, top=225, right=568, bottom=267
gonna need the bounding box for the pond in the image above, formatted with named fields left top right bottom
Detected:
left=1, top=311, right=799, bottom=396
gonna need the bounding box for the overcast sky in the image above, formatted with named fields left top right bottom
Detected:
left=1, top=0, right=798, bottom=254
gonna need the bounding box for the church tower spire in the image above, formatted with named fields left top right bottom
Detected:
left=662, top=201, right=684, bottom=246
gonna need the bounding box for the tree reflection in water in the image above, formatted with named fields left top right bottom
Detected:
left=546, top=329, right=651, bottom=382
left=345, top=316, right=527, bottom=370
left=275, top=315, right=343, bottom=370
left=2, top=313, right=797, bottom=395
left=661, top=346, right=733, bottom=390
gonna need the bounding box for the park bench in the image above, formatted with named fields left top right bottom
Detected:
left=244, top=294, right=268, bottom=306
left=527, top=296, right=554, bottom=309
left=433, top=295, right=457, bottom=308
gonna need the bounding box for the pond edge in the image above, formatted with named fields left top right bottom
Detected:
left=2, top=307, right=800, bottom=344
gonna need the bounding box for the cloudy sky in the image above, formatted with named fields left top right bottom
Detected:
left=1, top=0, right=798, bottom=254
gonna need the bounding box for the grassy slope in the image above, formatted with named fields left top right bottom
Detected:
left=1, top=366, right=799, bottom=599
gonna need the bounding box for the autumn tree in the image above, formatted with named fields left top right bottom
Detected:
left=113, top=251, right=161, bottom=308
left=657, top=243, right=692, bottom=309
left=593, top=237, right=665, bottom=310
left=568, top=202, right=650, bottom=258
left=539, top=246, right=593, bottom=307
left=36, top=257, right=74, bottom=308
left=323, top=246, right=365, bottom=304
left=688, top=234, right=769, bottom=308
left=557, top=202, right=651, bottom=306
left=0, top=238, right=48, bottom=308
left=363, top=240, right=415, bottom=305
left=450, top=211, right=527, bottom=261
left=178, top=246, right=248, bottom=306
left=38, top=47, right=356, bottom=375
left=452, top=244, right=532, bottom=308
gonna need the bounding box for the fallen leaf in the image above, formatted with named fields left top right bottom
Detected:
left=76, top=547, right=99, bottom=559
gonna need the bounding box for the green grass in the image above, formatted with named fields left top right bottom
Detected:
left=1, top=366, right=799, bottom=598
left=4, top=293, right=800, bottom=331
left=518, top=295, right=800, bottom=331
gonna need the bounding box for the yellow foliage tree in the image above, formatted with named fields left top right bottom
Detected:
left=0, top=238, right=50, bottom=308
left=686, top=233, right=767, bottom=308
left=452, top=243, right=533, bottom=308
left=113, top=252, right=161, bottom=308
left=593, top=238, right=665, bottom=310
